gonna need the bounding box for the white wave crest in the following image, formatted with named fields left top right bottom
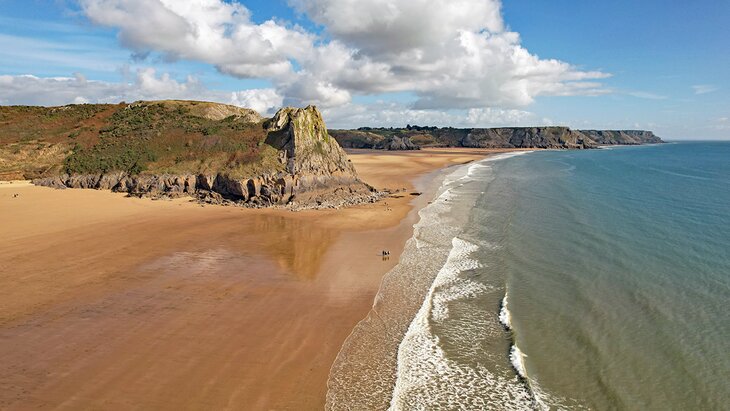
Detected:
left=510, top=345, right=528, bottom=379
left=499, top=293, right=512, bottom=330
left=389, top=237, right=533, bottom=410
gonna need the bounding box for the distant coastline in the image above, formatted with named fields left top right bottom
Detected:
left=331, top=126, right=663, bottom=151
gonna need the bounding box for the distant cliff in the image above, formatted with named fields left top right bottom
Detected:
left=0, top=101, right=377, bottom=208
left=331, top=125, right=664, bottom=150
left=329, top=130, right=420, bottom=150
left=579, top=130, right=663, bottom=145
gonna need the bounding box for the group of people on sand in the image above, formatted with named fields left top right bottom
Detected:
left=381, top=250, right=391, bottom=261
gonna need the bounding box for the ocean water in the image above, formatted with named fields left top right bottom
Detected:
left=327, top=142, right=730, bottom=410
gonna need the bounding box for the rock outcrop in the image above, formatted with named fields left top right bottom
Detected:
left=381, top=135, right=420, bottom=150
left=34, top=106, right=379, bottom=209
left=329, top=130, right=420, bottom=150
left=461, top=127, right=594, bottom=149
left=578, top=130, right=663, bottom=145
left=260, top=106, right=375, bottom=207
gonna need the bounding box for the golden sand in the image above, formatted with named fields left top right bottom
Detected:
left=0, top=148, right=514, bottom=410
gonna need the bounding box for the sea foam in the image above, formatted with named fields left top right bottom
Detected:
left=509, top=345, right=528, bottom=379
left=499, top=293, right=512, bottom=330
left=388, top=237, right=533, bottom=410
left=328, top=150, right=550, bottom=410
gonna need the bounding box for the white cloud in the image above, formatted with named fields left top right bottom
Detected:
left=230, top=88, right=283, bottom=115
left=692, top=84, right=718, bottom=95
left=134, top=68, right=200, bottom=97
left=466, top=107, right=534, bottom=125
left=0, top=70, right=281, bottom=115
left=80, top=0, right=313, bottom=78
left=628, top=91, right=668, bottom=100
left=322, top=101, right=535, bottom=129
left=78, top=0, right=610, bottom=112
left=712, top=116, right=730, bottom=131
left=290, top=0, right=505, bottom=55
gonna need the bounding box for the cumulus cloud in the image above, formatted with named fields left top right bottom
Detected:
left=0, top=70, right=282, bottom=115
left=77, top=0, right=610, bottom=112
left=230, top=88, right=284, bottom=115
left=290, top=0, right=505, bottom=55
left=322, top=101, right=535, bottom=129
left=465, top=107, right=534, bottom=125
left=290, top=0, right=608, bottom=109
left=80, top=0, right=313, bottom=78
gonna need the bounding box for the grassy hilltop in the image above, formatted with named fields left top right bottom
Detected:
left=0, top=100, right=283, bottom=180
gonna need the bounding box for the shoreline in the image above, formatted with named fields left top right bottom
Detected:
left=327, top=150, right=538, bottom=409
left=323, top=158, right=459, bottom=404
left=327, top=150, right=524, bottom=409
left=0, top=148, right=514, bottom=410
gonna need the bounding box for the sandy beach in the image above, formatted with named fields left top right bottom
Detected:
left=0, top=148, right=512, bottom=410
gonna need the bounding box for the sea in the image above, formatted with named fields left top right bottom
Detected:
left=326, top=141, right=730, bottom=410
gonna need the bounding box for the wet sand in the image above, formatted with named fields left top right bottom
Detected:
left=0, top=148, right=513, bottom=410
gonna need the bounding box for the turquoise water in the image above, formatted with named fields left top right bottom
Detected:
left=467, top=142, right=730, bottom=409
left=327, top=142, right=729, bottom=410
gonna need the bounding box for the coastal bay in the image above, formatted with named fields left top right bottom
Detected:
left=0, top=148, right=511, bottom=410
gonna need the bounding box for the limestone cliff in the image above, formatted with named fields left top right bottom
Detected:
left=461, top=127, right=594, bottom=149
left=259, top=106, right=374, bottom=206
left=329, top=130, right=420, bottom=150
left=578, top=130, right=663, bottom=145
left=331, top=125, right=664, bottom=149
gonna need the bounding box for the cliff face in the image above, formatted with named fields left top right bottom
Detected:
left=259, top=106, right=374, bottom=206
left=331, top=126, right=664, bottom=149
left=578, top=130, right=663, bottom=145
left=462, top=127, right=594, bottom=149
left=33, top=105, right=376, bottom=209
left=329, top=130, right=420, bottom=150
left=264, top=107, right=357, bottom=177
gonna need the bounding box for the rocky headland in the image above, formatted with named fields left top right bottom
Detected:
left=0, top=101, right=378, bottom=209
left=38, top=105, right=380, bottom=209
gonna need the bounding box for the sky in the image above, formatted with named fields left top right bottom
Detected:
left=0, top=0, right=728, bottom=139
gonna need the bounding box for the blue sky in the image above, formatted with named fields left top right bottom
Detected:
left=0, top=0, right=727, bottom=139
left=502, top=0, right=730, bottom=139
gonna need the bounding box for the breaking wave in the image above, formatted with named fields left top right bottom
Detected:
left=388, top=237, right=534, bottom=410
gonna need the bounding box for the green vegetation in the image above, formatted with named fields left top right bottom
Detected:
left=330, top=127, right=463, bottom=148
left=327, top=130, right=385, bottom=148
left=0, top=101, right=284, bottom=180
